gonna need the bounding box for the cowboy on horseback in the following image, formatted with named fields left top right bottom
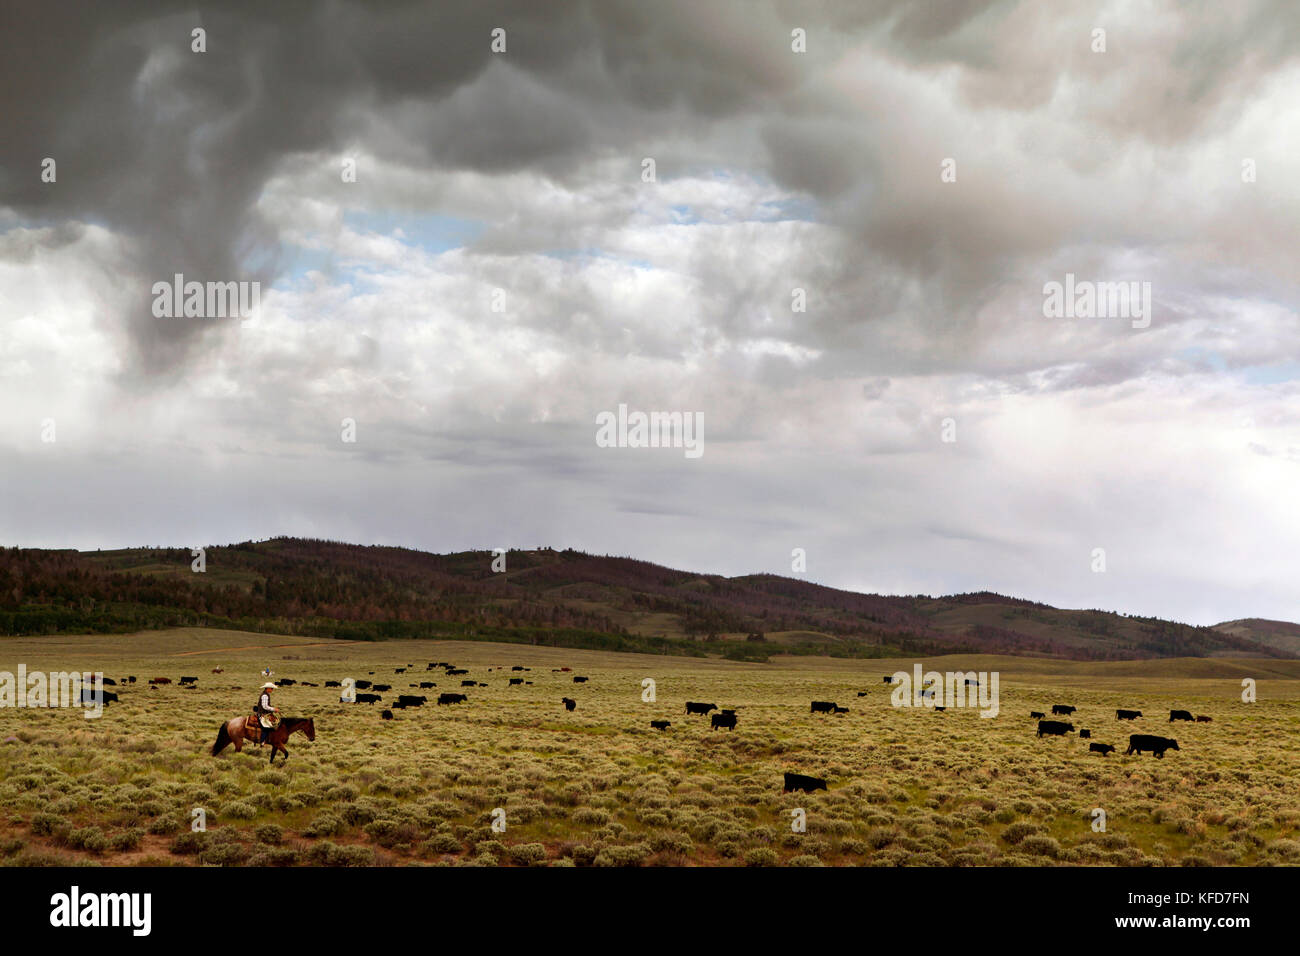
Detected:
left=253, top=682, right=280, bottom=745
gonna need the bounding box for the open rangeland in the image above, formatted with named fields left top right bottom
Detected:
left=2, top=629, right=1298, bottom=867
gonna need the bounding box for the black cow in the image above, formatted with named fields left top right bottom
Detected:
left=573, top=676, right=589, bottom=683
left=1037, top=720, right=1074, bottom=737
left=882, top=676, right=893, bottom=683
left=395, top=668, right=406, bottom=674
left=720, top=708, right=736, bottom=715
left=810, top=700, right=836, bottom=714
left=650, top=720, right=671, bottom=730
left=832, top=705, right=849, bottom=714
left=355, top=680, right=372, bottom=690
left=391, top=700, right=406, bottom=709
left=325, top=680, right=342, bottom=687
left=1051, top=704, right=1076, bottom=716
left=447, top=668, right=468, bottom=676
left=711, top=712, right=737, bottom=731
left=102, top=678, right=117, bottom=686
left=1080, top=729, right=1091, bottom=739
left=1127, top=734, right=1179, bottom=758
left=397, top=695, right=426, bottom=707
left=419, top=682, right=436, bottom=689
left=1195, top=715, right=1213, bottom=723
left=933, top=706, right=946, bottom=712
left=461, top=680, right=476, bottom=687
left=509, top=678, right=523, bottom=686
left=81, top=689, right=118, bottom=705
left=276, top=679, right=296, bottom=686
left=179, top=676, right=198, bottom=685
left=512, top=666, right=525, bottom=671
left=355, top=693, right=381, bottom=704
left=373, top=684, right=392, bottom=692
left=1116, top=709, right=1141, bottom=720
left=1089, top=742, right=1116, bottom=756
left=857, top=691, right=868, bottom=697
left=437, top=693, right=467, bottom=705
left=782, top=772, right=827, bottom=794
left=562, top=697, right=576, bottom=711
left=127, top=676, right=137, bottom=683
left=685, top=702, right=717, bottom=715
left=1169, top=710, right=1194, bottom=722
left=1029, top=711, right=1046, bottom=719
left=381, top=710, right=394, bottom=720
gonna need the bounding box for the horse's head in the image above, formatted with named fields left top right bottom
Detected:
left=304, top=718, right=316, bottom=742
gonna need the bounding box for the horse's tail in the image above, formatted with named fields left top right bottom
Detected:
left=212, top=721, right=231, bottom=756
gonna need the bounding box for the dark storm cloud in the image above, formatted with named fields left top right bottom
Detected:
left=6, top=0, right=1294, bottom=383
left=0, top=0, right=843, bottom=378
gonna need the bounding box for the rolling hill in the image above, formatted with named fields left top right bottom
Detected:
left=0, top=537, right=1291, bottom=662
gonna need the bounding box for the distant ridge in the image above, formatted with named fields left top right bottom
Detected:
left=1212, top=619, right=1300, bottom=657
left=0, top=537, right=1291, bottom=662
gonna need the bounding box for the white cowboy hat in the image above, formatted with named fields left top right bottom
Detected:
left=261, top=682, right=277, bottom=690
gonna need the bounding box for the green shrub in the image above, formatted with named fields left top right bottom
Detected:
left=169, top=832, right=208, bottom=855
left=110, top=828, right=144, bottom=852
left=222, top=801, right=258, bottom=821
left=508, top=843, right=547, bottom=865
left=1001, top=822, right=1043, bottom=845
left=423, top=833, right=463, bottom=854
left=200, top=842, right=249, bottom=866
left=247, top=847, right=300, bottom=867
left=29, top=813, right=64, bottom=837
left=68, top=827, right=109, bottom=854
left=304, top=812, right=345, bottom=838
left=593, top=844, right=649, bottom=867
left=1020, top=835, right=1061, bottom=858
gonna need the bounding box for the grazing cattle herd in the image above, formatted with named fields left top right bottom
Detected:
left=327, top=666, right=1214, bottom=788
left=1020, top=703, right=1211, bottom=758
left=79, top=658, right=1220, bottom=807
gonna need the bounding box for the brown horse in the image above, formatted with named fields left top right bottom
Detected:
left=212, top=716, right=315, bottom=763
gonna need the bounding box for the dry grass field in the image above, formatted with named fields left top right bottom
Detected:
left=2, top=629, right=1298, bottom=867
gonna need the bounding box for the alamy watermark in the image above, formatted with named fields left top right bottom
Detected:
left=890, top=664, right=1000, bottom=717
left=595, top=403, right=703, bottom=459
left=1042, top=273, right=1151, bottom=329
left=151, top=273, right=260, bottom=322
left=0, top=667, right=108, bottom=719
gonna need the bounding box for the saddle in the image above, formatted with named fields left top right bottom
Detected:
left=249, top=712, right=278, bottom=739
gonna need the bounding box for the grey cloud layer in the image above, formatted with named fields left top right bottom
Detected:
left=1, top=1, right=1297, bottom=624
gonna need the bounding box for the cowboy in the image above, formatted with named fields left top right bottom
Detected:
left=253, top=682, right=280, bottom=745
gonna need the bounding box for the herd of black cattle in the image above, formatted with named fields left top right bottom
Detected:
left=74, top=664, right=1206, bottom=795
left=1028, top=703, right=1212, bottom=759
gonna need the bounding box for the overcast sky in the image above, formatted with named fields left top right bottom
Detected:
left=1, top=1, right=1297, bottom=626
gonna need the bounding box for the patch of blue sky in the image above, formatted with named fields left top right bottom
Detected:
left=1240, top=361, right=1300, bottom=385
left=663, top=166, right=820, bottom=225
left=1178, top=346, right=1228, bottom=372
left=541, top=247, right=654, bottom=270
left=342, top=210, right=485, bottom=254
left=268, top=246, right=348, bottom=289
left=267, top=212, right=485, bottom=290
left=758, top=195, right=818, bottom=222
